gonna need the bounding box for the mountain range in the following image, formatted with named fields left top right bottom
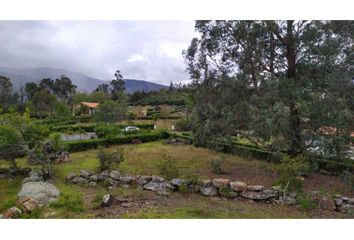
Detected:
left=0, top=66, right=168, bottom=93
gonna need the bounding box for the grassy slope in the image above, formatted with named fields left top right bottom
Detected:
left=0, top=141, right=349, bottom=218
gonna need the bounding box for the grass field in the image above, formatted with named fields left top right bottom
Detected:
left=0, top=141, right=352, bottom=218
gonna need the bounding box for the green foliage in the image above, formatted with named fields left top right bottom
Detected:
left=276, top=155, right=310, bottom=192
left=94, top=100, right=127, bottom=125
left=296, top=193, right=316, bottom=210
left=175, top=118, right=191, bottom=131
left=97, top=147, right=124, bottom=171
left=64, top=130, right=170, bottom=152
left=0, top=125, right=26, bottom=168
left=157, top=153, right=180, bottom=180
left=23, top=123, right=50, bottom=148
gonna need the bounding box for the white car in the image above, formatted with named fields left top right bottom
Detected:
left=122, top=126, right=140, bottom=132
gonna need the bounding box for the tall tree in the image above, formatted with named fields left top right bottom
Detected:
left=110, top=70, right=125, bottom=101
left=0, top=75, right=14, bottom=112
left=184, top=20, right=354, bottom=156
left=25, top=82, right=39, bottom=100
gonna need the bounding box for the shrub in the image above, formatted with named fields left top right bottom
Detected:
left=97, top=147, right=125, bottom=172
left=211, top=155, right=225, bottom=174
left=276, top=155, right=310, bottom=193
left=175, top=119, right=191, bottom=131
left=0, top=125, right=26, bottom=169
left=296, top=193, right=316, bottom=210
left=157, top=153, right=180, bottom=180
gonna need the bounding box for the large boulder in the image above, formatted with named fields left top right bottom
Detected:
left=143, top=181, right=160, bottom=191
left=136, top=176, right=151, bottom=186
left=22, top=169, right=44, bottom=183
left=212, top=179, right=230, bottom=189
left=170, top=178, right=189, bottom=188
left=230, top=181, right=247, bottom=192
left=17, top=182, right=60, bottom=206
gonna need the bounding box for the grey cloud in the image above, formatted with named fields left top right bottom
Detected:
left=0, top=20, right=196, bottom=85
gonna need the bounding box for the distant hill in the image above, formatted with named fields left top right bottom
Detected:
left=0, top=66, right=168, bottom=93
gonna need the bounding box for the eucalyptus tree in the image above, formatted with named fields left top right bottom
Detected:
left=184, top=20, right=354, bottom=157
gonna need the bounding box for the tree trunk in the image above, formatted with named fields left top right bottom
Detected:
left=286, top=20, right=302, bottom=155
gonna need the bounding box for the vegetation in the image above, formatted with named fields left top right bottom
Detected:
left=97, top=147, right=125, bottom=171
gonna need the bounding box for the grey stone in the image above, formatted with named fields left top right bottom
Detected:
left=79, top=170, right=91, bottom=178
left=89, top=175, right=99, bottom=182
left=289, top=192, right=297, bottom=198
left=98, top=170, right=110, bottom=181
left=109, top=170, right=121, bottom=181
left=230, top=181, right=247, bottom=192
left=170, top=178, right=189, bottom=187
left=23, top=169, right=44, bottom=183
left=101, top=194, right=114, bottom=207
left=212, top=178, right=230, bottom=189
left=334, top=198, right=343, bottom=207
left=151, top=176, right=165, bottom=183
left=143, top=181, right=160, bottom=191
left=66, top=172, right=77, bottom=181
left=262, top=190, right=278, bottom=198
left=240, top=191, right=272, bottom=201
left=341, top=196, right=349, bottom=203
left=17, top=182, right=60, bottom=206
left=347, top=198, right=354, bottom=205
left=120, top=175, right=133, bottom=184
left=136, top=176, right=149, bottom=186
left=156, top=183, right=174, bottom=196
left=277, top=196, right=297, bottom=205
left=247, top=185, right=264, bottom=192
left=72, top=176, right=89, bottom=184
left=200, top=186, right=218, bottom=197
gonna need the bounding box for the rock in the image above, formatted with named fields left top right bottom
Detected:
left=3, top=207, right=22, bottom=219
left=262, top=190, right=278, bottom=199
left=22, top=198, right=38, bottom=213
left=120, top=175, right=133, bottom=184
left=151, top=175, right=165, bottom=183
left=347, top=198, right=354, bottom=205
left=79, top=170, right=91, bottom=178
left=72, top=176, right=89, bottom=184
left=200, top=186, right=218, bottom=197
left=44, top=211, right=57, bottom=219
left=289, top=192, right=297, bottom=198
left=341, top=196, right=349, bottom=203
left=103, top=178, right=115, bottom=187
left=109, top=170, right=121, bottom=180
left=136, top=176, right=151, bottom=186
left=23, top=169, right=44, bottom=183
left=66, top=172, right=77, bottom=181
left=143, top=181, right=160, bottom=191
left=334, top=198, right=343, bottom=211
left=171, top=178, right=189, bottom=187
left=18, top=182, right=60, bottom=206
left=101, top=194, right=114, bottom=207
left=89, top=174, right=99, bottom=182
left=341, top=204, right=354, bottom=214
left=89, top=182, right=97, bottom=187
left=247, top=185, right=264, bottom=192
left=212, top=178, right=230, bottom=189
left=201, top=180, right=213, bottom=188
left=98, top=170, right=110, bottom=181
left=230, top=181, right=247, bottom=192
left=277, top=196, right=297, bottom=205
left=156, top=183, right=173, bottom=196
left=271, top=185, right=282, bottom=192
left=240, top=191, right=273, bottom=201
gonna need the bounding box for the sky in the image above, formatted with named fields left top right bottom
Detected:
left=0, top=21, right=197, bottom=85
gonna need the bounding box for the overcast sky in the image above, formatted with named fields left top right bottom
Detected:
left=0, top=21, right=197, bottom=85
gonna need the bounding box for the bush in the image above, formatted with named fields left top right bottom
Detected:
left=175, top=119, right=191, bottom=131
left=296, top=193, right=316, bottom=210
left=157, top=153, right=180, bottom=180
left=64, top=130, right=170, bottom=152
left=211, top=155, right=225, bottom=174
left=276, top=155, right=310, bottom=192
left=97, top=147, right=125, bottom=172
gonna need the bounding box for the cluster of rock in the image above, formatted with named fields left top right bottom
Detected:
left=333, top=195, right=354, bottom=213
left=66, top=169, right=298, bottom=203
left=165, top=137, right=191, bottom=145
left=0, top=169, right=60, bottom=219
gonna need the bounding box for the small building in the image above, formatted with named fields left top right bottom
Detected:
left=74, top=102, right=99, bottom=116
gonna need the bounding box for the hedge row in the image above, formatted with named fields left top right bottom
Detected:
left=37, top=116, right=93, bottom=126
left=64, top=130, right=170, bottom=152
left=51, top=123, right=154, bottom=134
